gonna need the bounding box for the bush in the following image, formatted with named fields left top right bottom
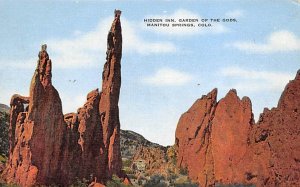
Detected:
left=179, top=167, right=188, bottom=175
left=122, top=159, right=132, bottom=168
left=144, top=175, right=167, bottom=187
left=0, top=112, right=9, bottom=157
left=0, top=183, right=20, bottom=187
left=106, top=175, right=134, bottom=187
left=0, top=155, right=7, bottom=164
left=69, top=178, right=89, bottom=187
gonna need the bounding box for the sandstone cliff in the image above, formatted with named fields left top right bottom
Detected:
left=244, top=70, right=300, bottom=186
left=3, top=10, right=124, bottom=186
left=175, top=70, right=300, bottom=186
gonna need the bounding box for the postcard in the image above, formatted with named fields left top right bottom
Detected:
left=0, top=1, right=299, bottom=186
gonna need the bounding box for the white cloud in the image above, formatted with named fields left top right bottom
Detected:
left=46, top=16, right=176, bottom=69
left=225, top=9, right=244, bottom=18
left=143, top=9, right=228, bottom=35
left=142, top=68, right=192, bottom=86
left=0, top=58, right=36, bottom=70
left=123, top=19, right=176, bottom=54
left=221, top=67, right=294, bottom=92
left=230, top=30, right=300, bottom=53
left=292, top=0, right=300, bottom=5
left=1, top=16, right=176, bottom=70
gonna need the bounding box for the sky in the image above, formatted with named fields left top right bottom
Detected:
left=0, top=0, right=299, bottom=146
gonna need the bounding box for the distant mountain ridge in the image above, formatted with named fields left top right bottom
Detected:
left=0, top=104, right=9, bottom=113
left=120, top=129, right=164, bottom=159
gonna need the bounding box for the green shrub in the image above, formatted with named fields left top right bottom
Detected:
left=122, top=159, right=132, bottom=168
left=106, top=175, right=134, bottom=187
left=69, top=178, right=89, bottom=187
left=0, top=112, right=9, bottom=157
left=0, top=182, right=20, bottom=187
left=144, top=175, right=167, bottom=187
left=179, top=167, right=188, bottom=175
left=0, top=155, right=7, bottom=164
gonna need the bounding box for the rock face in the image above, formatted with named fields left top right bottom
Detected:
left=3, top=45, right=66, bottom=186
left=211, top=90, right=254, bottom=185
left=99, top=9, right=122, bottom=178
left=132, top=146, right=177, bottom=177
left=244, top=70, right=300, bottom=186
left=175, top=70, right=300, bottom=186
left=3, top=10, right=123, bottom=186
left=175, top=88, right=217, bottom=186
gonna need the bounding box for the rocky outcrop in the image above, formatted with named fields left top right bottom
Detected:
left=3, top=10, right=124, bottom=186
left=120, top=130, right=163, bottom=159
left=175, top=88, right=217, bottom=186
left=3, top=45, right=66, bottom=186
left=211, top=90, right=254, bottom=185
left=175, top=70, right=300, bottom=186
left=131, top=145, right=178, bottom=178
left=133, top=146, right=168, bottom=176
left=243, top=70, right=300, bottom=186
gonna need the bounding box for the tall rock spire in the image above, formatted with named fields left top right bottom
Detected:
left=99, top=9, right=123, bottom=178
left=3, top=10, right=125, bottom=186
left=3, top=45, right=66, bottom=186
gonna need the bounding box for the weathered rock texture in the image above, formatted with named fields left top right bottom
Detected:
left=120, top=129, right=164, bottom=159
left=3, top=10, right=123, bottom=186
left=175, top=88, right=217, bottom=186
left=243, top=70, right=300, bottom=186
left=100, top=9, right=122, bottom=178
left=132, top=146, right=178, bottom=177
left=3, top=45, right=66, bottom=186
left=211, top=90, right=254, bottom=185
left=175, top=70, right=300, bottom=186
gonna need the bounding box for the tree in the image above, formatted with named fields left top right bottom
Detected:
left=0, top=111, right=9, bottom=157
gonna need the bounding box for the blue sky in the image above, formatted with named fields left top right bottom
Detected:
left=0, top=0, right=299, bottom=146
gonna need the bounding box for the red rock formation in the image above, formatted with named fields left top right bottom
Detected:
left=175, top=70, right=300, bottom=186
left=175, top=88, right=217, bottom=186
left=243, top=70, right=300, bottom=186
left=133, top=146, right=168, bottom=175
left=8, top=95, right=29, bottom=158
left=3, top=10, right=124, bottom=186
left=99, top=9, right=123, bottom=178
left=89, top=181, right=106, bottom=187
left=77, top=89, right=104, bottom=180
left=3, top=45, right=67, bottom=186
left=211, top=90, right=254, bottom=185
left=61, top=10, right=123, bottom=183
